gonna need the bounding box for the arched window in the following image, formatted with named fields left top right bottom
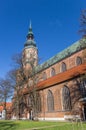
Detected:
left=61, top=62, right=67, bottom=72
left=43, top=72, right=47, bottom=80
left=51, top=68, right=56, bottom=76
left=62, top=86, right=71, bottom=110
left=47, top=90, right=54, bottom=111
left=80, top=80, right=86, bottom=97
left=76, top=56, right=82, bottom=65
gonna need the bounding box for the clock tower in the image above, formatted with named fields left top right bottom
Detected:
left=22, top=22, right=38, bottom=71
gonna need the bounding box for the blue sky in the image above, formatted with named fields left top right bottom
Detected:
left=0, top=0, right=86, bottom=78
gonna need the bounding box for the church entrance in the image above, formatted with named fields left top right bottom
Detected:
left=29, top=110, right=33, bottom=120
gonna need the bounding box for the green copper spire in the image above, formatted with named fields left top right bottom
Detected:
left=24, top=21, right=36, bottom=47
left=29, top=20, right=32, bottom=29
left=27, top=21, right=34, bottom=39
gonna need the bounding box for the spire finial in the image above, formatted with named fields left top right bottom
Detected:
left=24, top=21, right=36, bottom=47
left=27, top=20, right=34, bottom=39
left=29, top=20, right=32, bottom=29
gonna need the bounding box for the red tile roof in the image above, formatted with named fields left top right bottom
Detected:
left=0, top=102, right=12, bottom=111
left=0, top=106, right=3, bottom=111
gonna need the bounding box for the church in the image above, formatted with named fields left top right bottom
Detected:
left=12, top=23, right=86, bottom=121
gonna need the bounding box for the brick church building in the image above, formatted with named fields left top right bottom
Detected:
left=12, top=23, right=86, bottom=121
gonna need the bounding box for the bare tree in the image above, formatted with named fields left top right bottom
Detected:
left=79, top=9, right=86, bottom=38
left=66, top=10, right=86, bottom=121
left=7, top=53, right=26, bottom=119
left=28, top=71, right=41, bottom=120
left=22, top=54, right=41, bottom=120
left=79, top=9, right=86, bottom=86
left=78, top=9, right=86, bottom=62
left=7, top=69, right=24, bottom=119
left=9, top=53, right=41, bottom=120
left=0, top=77, right=13, bottom=119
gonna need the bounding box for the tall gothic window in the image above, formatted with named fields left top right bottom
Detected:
left=61, top=62, right=67, bottom=72
left=80, top=80, right=86, bottom=97
left=51, top=68, right=56, bottom=76
left=47, top=90, right=54, bottom=111
left=62, top=86, right=71, bottom=111
left=76, top=56, right=82, bottom=65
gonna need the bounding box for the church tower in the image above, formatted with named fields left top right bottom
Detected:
left=22, top=22, right=38, bottom=71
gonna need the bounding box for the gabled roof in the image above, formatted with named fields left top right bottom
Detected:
left=36, top=38, right=86, bottom=73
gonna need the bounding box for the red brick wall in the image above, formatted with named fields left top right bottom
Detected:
left=36, top=50, right=84, bottom=120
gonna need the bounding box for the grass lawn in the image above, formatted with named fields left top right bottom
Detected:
left=0, top=120, right=86, bottom=130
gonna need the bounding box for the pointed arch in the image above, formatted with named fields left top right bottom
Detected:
left=51, top=68, right=56, bottom=76
left=62, top=86, right=71, bottom=110
left=76, top=56, right=82, bottom=65
left=47, top=90, right=54, bottom=111
left=61, top=62, right=67, bottom=72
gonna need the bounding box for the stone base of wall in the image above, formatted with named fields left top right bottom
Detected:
left=64, top=115, right=81, bottom=121
left=38, top=117, right=65, bottom=121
